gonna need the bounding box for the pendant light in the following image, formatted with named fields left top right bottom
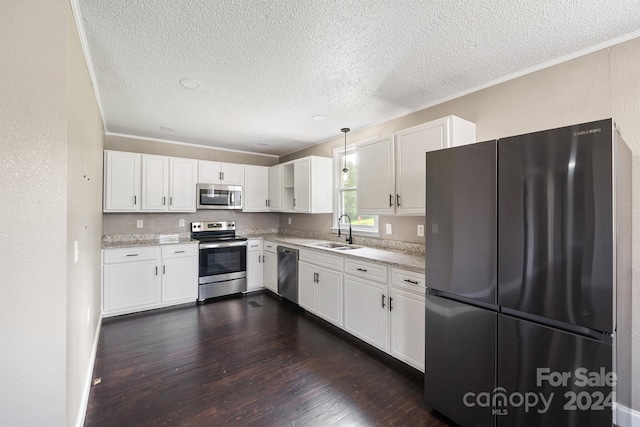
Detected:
left=341, top=127, right=350, bottom=182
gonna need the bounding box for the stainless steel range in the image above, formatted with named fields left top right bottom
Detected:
left=191, top=221, right=247, bottom=301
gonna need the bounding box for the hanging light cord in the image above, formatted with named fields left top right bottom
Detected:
left=341, top=128, right=350, bottom=173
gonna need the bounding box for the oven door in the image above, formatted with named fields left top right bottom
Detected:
left=196, top=184, right=242, bottom=209
left=198, top=241, right=247, bottom=284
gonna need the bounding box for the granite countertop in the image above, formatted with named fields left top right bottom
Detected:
left=102, top=235, right=197, bottom=249
left=247, top=234, right=425, bottom=274
left=102, top=232, right=425, bottom=274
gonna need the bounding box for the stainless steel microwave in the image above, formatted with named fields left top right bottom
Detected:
left=196, top=183, right=242, bottom=209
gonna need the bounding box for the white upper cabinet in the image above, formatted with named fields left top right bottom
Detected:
left=268, top=164, right=282, bottom=212
left=104, top=150, right=141, bottom=212
left=141, top=155, right=169, bottom=211
left=281, top=156, right=332, bottom=213
left=168, top=157, right=198, bottom=211
left=356, top=115, right=475, bottom=215
left=243, top=165, right=270, bottom=212
left=198, top=160, right=244, bottom=185
left=104, top=150, right=196, bottom=213
left=356, top=137, right=395, bottom=215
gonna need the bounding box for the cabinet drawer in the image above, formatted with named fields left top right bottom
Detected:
left=103, top=246, right=160, bottom=264
left=391, top=268, right=425, bottom=294
left=263, top=241, right=277, bottom=253
left=161, top=244, right=198, bottom=259
left=344, top=258, right=388, bottom=283
left=300, top=249, right=342, bottom=271
left=247, top=239, right=263, bottom=252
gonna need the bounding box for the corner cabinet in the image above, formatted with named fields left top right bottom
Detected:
left=243, top=165, right=270, bottom=212
left=357, top=115, right=475, bottom=215
left=281, top=156, right=332, bottom=213
left=102, top=243, right=198, bottom=317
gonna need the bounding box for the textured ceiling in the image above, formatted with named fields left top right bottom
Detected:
left=76, top=0, right=640, bottom=156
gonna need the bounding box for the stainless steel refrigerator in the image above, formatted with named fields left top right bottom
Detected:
left=424, top=119, right=632, bottom=427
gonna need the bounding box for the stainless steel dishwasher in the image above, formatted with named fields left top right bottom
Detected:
left=277, top=246, right=298, bottom=303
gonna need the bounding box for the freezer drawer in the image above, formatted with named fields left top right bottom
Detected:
left=497, top=315, right=613, bottom=427
left=425, top=294, right=497, bottom=427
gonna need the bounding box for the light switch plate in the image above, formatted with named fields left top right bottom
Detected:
left=137, top=220, right=143, bottom=228
left=288, top=217, right=292, bottom=225
left=385, top=223, right=392, bottom=234
left=417, top=224, right=424, bottom=237
left=179, top=219, right=185, bottom=227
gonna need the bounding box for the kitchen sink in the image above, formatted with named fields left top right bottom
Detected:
left=311, top=242, right=361, bottom=250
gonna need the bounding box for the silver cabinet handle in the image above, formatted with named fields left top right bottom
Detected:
left=155, top=266, right=158, bottom=275
left=396, top=194, right=400, bottom=207
left=357, top=268, right=368, bottom=272
left=381, top=294, right=386, bottom=308
left=389, top=194, right=393, bottom=207
left=389, top=297, right=394, bottom=311
left=175, top=250, right=185, bottom=254
left=219, top=171, right=223, bottom=180
left=404, top=279, right=419, bottom=285
left=163, top=196, right=166, bottom=206
left=163, top=265, right=166, bottom=274
left=134, top=195, right=137, bottom=205
left=170, top=196, right=173, bottom=206
left=126, top=254, right=139, bottom=257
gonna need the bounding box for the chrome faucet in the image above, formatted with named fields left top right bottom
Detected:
left=337, top=214, right=353, bottom=244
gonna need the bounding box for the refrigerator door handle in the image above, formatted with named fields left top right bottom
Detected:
left=500, top=307, right=613, bottom=344
left=427, top=288, right=498, bottom=312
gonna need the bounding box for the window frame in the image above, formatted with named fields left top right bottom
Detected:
left=332, top=143, right=380, bottom=237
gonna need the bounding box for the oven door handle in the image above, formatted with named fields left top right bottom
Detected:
left=199, top=241, right=248, bottom=249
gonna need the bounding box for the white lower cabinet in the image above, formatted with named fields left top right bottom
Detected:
left=246, top=239, right=264, bottom=292
left=389, top=268, right=426, bottom=372
left=103, top=244, right=197, bottom=317
left=263, top=241, right=278, bottom=293
left=161, top=245, right=198, bottom=303
left=298, top=250, right=344, bottom=328
left=344, top=275, right=389, bottom=352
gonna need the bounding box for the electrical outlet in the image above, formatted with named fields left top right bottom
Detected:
left=288, top=217, right=292, bottom=225
left=417, top=224, right=424, bottom=237
left=137, top=220, right=143, bottom=229
left=179, top=219, right=185, bottom=227
left=385, top=223, right=392, bottom=234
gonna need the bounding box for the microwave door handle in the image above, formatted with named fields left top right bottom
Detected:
left=230, top=191, right=234, bottom=205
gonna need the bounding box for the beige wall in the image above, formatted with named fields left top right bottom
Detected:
left=0, top=1, right=69, bottom=425
left=66, top=4, right=105, bottom=426
left=105, top=133, right=278, bottom=166
left=282, top=40, right=640, bottom=410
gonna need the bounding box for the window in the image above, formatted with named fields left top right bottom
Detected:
left=334, top=144, right=379, bottom=236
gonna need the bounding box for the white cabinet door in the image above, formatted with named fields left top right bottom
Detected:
left=317, top=266, right=343, bottom=328
left=298, top=260, right=318, bottom=313
left=220, top=163, right=244, bottom=185
left=198, top=160, right=222, bottom=183
left=198, top=160, right=244, bottom=185
left=246, top=239, right=263, bottom=292
left=169, top=158, right=197, bottom=211
left=357, top=137, right=395, bottom=215
left=268, top=164, right=282, bottom=211
left=393, top=116, right=475, bottom=215
left=141, top=155, right=169, bottom=211
left=390, top=287, right=425, bottom=371
left=344, top=275, right=389, bottom=352
left=162, top=256, right=197, bottom=303
left=244, top=165, right=270, bottom=212
left=104, top=150, right=141, bottom=212
left=103, top=260, right=159, bottom=313
left=263, top=247, right=278, bottom=293
left=293, top=157, right=311, bottom=212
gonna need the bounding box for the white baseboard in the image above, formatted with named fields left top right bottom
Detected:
left=616, top=403, right=640, bottom=427
left=74, top=319, right=102, bottom=427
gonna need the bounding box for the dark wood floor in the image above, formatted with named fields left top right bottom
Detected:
left=85, top=291, right=452, bottom=426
